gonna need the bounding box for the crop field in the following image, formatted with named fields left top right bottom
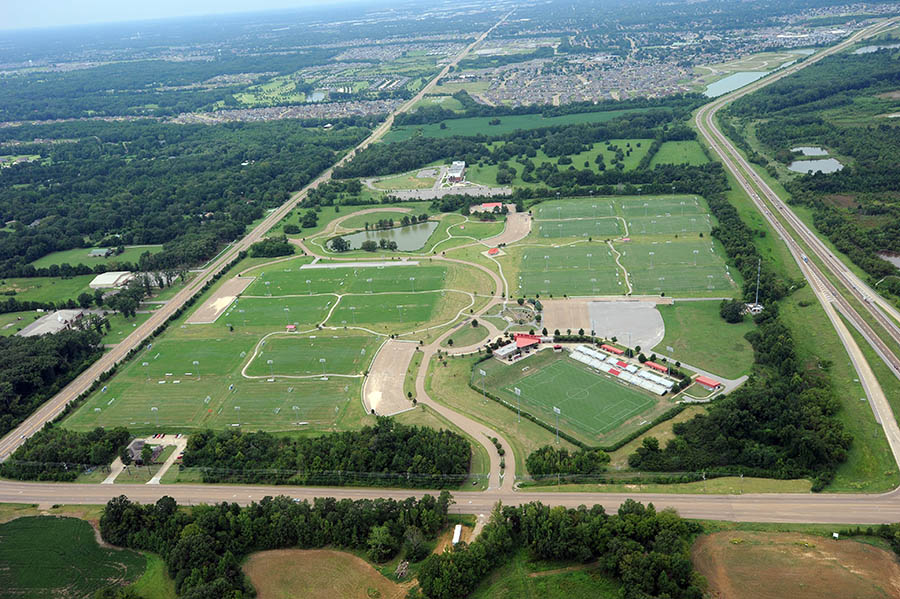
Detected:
left=0, top=516, right=146, bottom=598
left=620, top=240, right=735, bottom=295
left=29, top=245, right=164, bottom=268
left=649, top=141, right=710, bottom=166
left=383, top=110, right=647, bottom=141
left=246, top=333, right=380, bottom=377
left=479, top=353, right=659, bottom=443
left=516, top=245, right=623, bottom=296
left=244, top=261, right=447, bottom=296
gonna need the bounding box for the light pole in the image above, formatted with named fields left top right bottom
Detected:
left=320, top=357, right=327, bottom=377
left=151, top=406, right=158, bottom=428
left=514, top=386, right=521, bottom=423
left=349, top=306, right=356, bottom=325
left=235, top=406, right=240, bottom=426
left=693, top=249, right=699, bottom=266
left=306, top=279, right=312, bottom=295
left=479, top=368, right=487, bottom=403
left=586, top=253, right=592, bottom=270
left=193, top=360, right=200, bottom=379
left=553, top=406, right=560, bottom=444
left=267, top=359, right=274, bottom=379
left=410, top=277, right=416, bottom=293
left=648, top=251, right=654, bottom=269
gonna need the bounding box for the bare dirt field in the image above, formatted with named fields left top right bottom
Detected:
left=484, top=212, right=531, bottom=246
left=541, top=298, right=590, bottom=333
left=243, top=549, right=406, bottom=599
left=363, top=339, right=418, bottom=415
left=186, top=277, right=253, bottom=324
left=693, top=531, right=900, bottom=599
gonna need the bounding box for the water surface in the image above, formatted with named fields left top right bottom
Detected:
left=787, top=158, right=843, bottom=174
left=704, top=71, right=769, bottom=97
left=331, top=221, right=439, bottom=251
left=853, top=43, right=900, bottom=54
left=791, top=146, right=828, bottom=156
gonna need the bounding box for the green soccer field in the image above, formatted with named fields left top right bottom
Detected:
left=533, top=198, right=617, bottom=220
left=619, top=240, right=736, bottom=295
left=246, top=332, right=381, bottom=377
left=517, top=246, right=624, bottom=296
left=535, top=218, right=623, bottom=239
left=489, top=357, right=657, bottom=441
left=243, top=261, right=447, bottom=296
left=221, top=295, right=336, bottom=329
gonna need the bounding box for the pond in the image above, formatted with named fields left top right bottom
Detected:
left=853, top=43, right=900, bottom=54
left=331, top=221, right=439, bottom=251
left=704, top=71, right=769, bottom=97
left=791, top=146, right=829, bottom=156
left=878, top=252, right=900, bottom=269
left=307, top=91, right=326, bottom=102
left=787, top=158, right=844, bottom=174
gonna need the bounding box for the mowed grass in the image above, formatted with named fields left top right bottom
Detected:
left=383, top=109, right=648, bottom=141
left=621, top=196, right=712, bottom=235
left=482, top=354, right=657, bottom=442
left=654, top=302, right=755, bottom=378
left=243, top=549, right=405, bottom=599
left=0, top=310, right=37, bottom=336
left=0, top=517, right=146, bottom=598
left=515, top=245, right=624, bottom=296
left=220, top=295, right=335, bottom=329
left=244, top=262, right=447, bottom=296
left=246, top=333, right=381, bottom=376
left=441, top=323, right=489, bottom=349
left=535, top=218, right=622, bottom=239
left=470, top=548, right=621, bottom=599
left=371, top=172, right=435, bottom=190
left=649, top=141, right=710, bottom=167
left=620, top=239, right=736, bottom=295
left=29, top=245, right=163, bottom=268
left=326, top=291, right=446, bottom=327
left=0, top=274, right=94, bottom=303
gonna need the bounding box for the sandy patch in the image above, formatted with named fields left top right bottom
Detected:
left=186, top=277, right=253, bottom=324
left=484, top=212, right=531, bottom=246
left=362, top=340, right=418, bottom=415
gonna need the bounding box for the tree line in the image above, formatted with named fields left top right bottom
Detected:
left=182, top=418, right=471, bottom=488
left=0, top=425, right=130, bottom=481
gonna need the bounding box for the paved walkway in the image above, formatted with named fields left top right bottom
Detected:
left=101, top=435, right=187, bottom=485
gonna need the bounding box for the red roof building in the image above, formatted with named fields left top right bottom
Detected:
left=695, top=375, right=722, bottom=390
left=600, top=344, right=624, bottom=355
left=645, top=361, right=668, bottom=373
left=515, top=333, right=541, bottom=349
left=286, top=324, right=296, bottom=331
left=609, top=368, right=621, bottom=376
left=616, top=360, right=629, bottom=368
left=480, top=202, right=502, bottom=211
left=487, top=247, right=500, bottom=256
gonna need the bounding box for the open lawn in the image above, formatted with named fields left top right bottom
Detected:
left=0, top=310, right=37, bottom=336
left=29, top=245, right=163, bottom=268
left=0, top=274, right=94, bottom=303
left=479, top=351, right=672, bottom=446
left=371, top=172, right=436, bottom=190
left=0, top=516, right=146, bottom=598
left=470, top=548, right=621, bottom=599
left=384, top=110, right=649, bottom=141
left=101, top=311, right=153, bottom=345
left=243, top=549, right=406, bottom=599
left=620, top=239, right=736, bottom=295
left=441, top=323, right=489, bottom=349
left=654, top=301, right=755, bottom=378
left=413, top=94, right=465, bottom=112
left=244, top=262, right=447, bottom=296
left=692, top=531, right=900, bottom=599
left=649, top=141, right=709, bottom=166
left=246, top=332, right=380, bottom=377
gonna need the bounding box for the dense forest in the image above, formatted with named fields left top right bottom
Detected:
left=0, top=119, right=369, bottom=275
left=524, top=446, right=611, bottom=479
left=0, top=329, right=102, bottom=438
left=0, top=425, right=130, bottom=481
left=725, top=49, right=900, bottom=299
left=100, top=493, right=453, bottom=598
left=182, top=419, right=472, bottom=487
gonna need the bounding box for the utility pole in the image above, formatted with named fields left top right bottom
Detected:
left=755, top=258, right=761, bottom=306
left=553, top=406, right=560, bottom=444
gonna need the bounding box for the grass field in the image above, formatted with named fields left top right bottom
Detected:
left=243, top=549, right=406, bottom=599
left=470, top=548, right=621, bottom=599
left=326, top=291, right=446, bottom=328
left=413, top=94, right=465, bottom=111
left=649, top=141, right=710, bottom=166
left=219, top=295, right=335, bottom=329
left=478, top=351, right=669, bottom=445
left=129, top=553, right=176, bottom=599
left=0, top=516, right=146, bottom=598
left=338, top=209, right=427, bottom=230
left=29, top=245, right=163, bottom=268
left=0, top=310, right=37, bottom=336
left=383, top=110, right=648, bottom=141
left=371, top=172, right=436, bottom=190
left=441, top=323, right=489, bottom=349
left=515, top=245, right=623, bottom=296
left=246, top=332, right=381, bottom=377
left=0, top=274, right=94, bottom=303
left=620, top=239, right=735, bottom=295
left=654, top=301, right=755, bottom=378
left=535, top=218, right=622, bottom=239
left=692, top=531, right=900, bottom=599
left=244, top=262, right=447, bottom=296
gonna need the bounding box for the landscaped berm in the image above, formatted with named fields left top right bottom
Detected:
left=243, top=549, right=407, bottom=599
left=692, top=531, right=900, bottom=599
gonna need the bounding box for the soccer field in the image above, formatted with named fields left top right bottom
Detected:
left=620, top=240, right=735, bottom=294
left=493, top=357, right=657, bottom=440
left=536, top=218, right=622, bottom=239
left=244, top=261, right=447, bottom=296
left=246, top=333, right=381, bottom=377
left=222, top=295, right=335, bottom=329
left=517, top=246, right=623, bottom=296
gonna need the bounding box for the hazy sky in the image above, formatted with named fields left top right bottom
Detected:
left=3, top=0, right=343, bottom=31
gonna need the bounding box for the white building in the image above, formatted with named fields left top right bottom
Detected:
left=448, top=161, right=466, bottom=183
left=89, top=271, right=134, bottom=289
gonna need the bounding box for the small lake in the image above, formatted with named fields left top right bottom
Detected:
left=307, top=91, right=326, bottom=102
left=704, top=71, right=769, bottom=97
left=787, top=158, right=844, bottom=174
left=853, top=43, right=900, bottom=54
left=791, top=146, right=829, bottom=156
left=878, top=252, right=900, bottom=269
left=331, top=221, right=439, bottom=251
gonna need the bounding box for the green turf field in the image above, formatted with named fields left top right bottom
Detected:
left=0, top=516, right=146, bottom=598
left=620, top=196, right=712, bottom=235
left=516, top=245, right=624, bottom=296
left=244, top=262, right=447, bottom=296
left=619, top=240, right=736, bottom=295
left=535, top=218, right=622, bottom=239
left=246, top=333, right=381, bottom=377
left=533, top=198, right=617, bottom=220
left=29, top=245, right=163, bottom=268
left=479, top=353, right=658, bottom=443
left=383, top=110, right=647, bottom=141
left=326, top=291, right=443, bottom=327
left=222, top=295, right=335, bottom=329
left=649, top=140, right=710, bottom=167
